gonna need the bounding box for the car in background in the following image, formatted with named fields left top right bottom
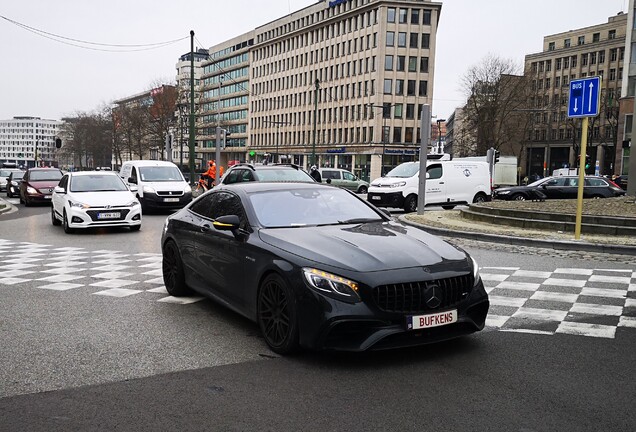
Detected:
left=318, top=168, right=369, bottom=194
left=5, top=170, right=25, bottom=198
left=493, top=175, right=625, bottom=201
left=1, top=168, right=24, bottom=192
left=51, top=171, right=141, bottom=233
left=161, top=182, right=489, bottom=354
left=19, top=167, right=64, bottom=206
left=218, top=163, right=316, bottom=186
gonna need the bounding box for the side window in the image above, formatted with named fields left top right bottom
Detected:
left=343, top=171, right=356, bottom=181
left=189, top=194, right=214, bottom=216
left=546, top=178, right=566, bottom=186
left=426, top=164, right=443, bottom=180
left=131, top=167, right=138, bottom=182
left=59, top=175, right=69, bottom=189
left=224, top=169, right=241, bottom=184
left=322, top=170, right=340, bottom=180
left=565, top=178, right=578, bottom=187
left=190, top=191, right=249, bottom=230
left=241, top=170, right=254, bottom=182
left=586, top=178, right=605, bottom=186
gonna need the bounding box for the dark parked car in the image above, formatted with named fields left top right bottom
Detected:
left=5, top=170, right=25, bottom=198
left=19, top=167, right=64, bottom=206
left=493, top=175, right=625, bottom=201
left=218, top=163, right=316, bottom=186
left=161, top=182, right=489, bottom=354
left=1, top=168, right=24, bottom=193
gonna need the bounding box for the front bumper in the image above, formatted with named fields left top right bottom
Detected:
left=367, top=191, right=404, bottom=208
left=296, top=275, right=489, bottom=352
left=66, top=205, right=142, bottom=229
left=142, top=191, right=192, bottom=209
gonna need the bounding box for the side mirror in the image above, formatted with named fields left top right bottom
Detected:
left=128, top=177, right=137, bottom=184
left=378, top=207, right=391, bottom=217
left=53, top=186, right=65, bottom=194
left=212, top=215, right=241, bottom=231
left=129, top=185, right=138, bottom=193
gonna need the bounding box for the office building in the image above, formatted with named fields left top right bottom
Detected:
left=0, top=116, right=62, bottom=168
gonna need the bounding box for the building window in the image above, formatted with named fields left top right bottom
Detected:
left=383, top=79, right=392, bottom=94
left=555, top=76, right=561, bottom=87
left=609, top=68, right=616, bottom=81
left=546, top=60, right=552, bottom=71
left=399, top=8, right=407, bottom=23
left=393, top=127, right=402, bottom=143
left=386, top=31, right=395, bottom=46
left=407, top=80, right=416, bottom=96
left=395, top=79, right=404, bottom=95
left=592, top=32, right=600, bottom=43
left=564, top=57, right=569, bottom=69
left=396, top=55, right=405, bottom=71
left=407, top=56, right=416, bottom=72
left=423, top=9, right=431, bottom=25
left=609, top=29, right=616, bottom=40
left=421, top=33, right=430, bottom=49
left=599, top=50, right=605, bottom=63
left=418, top=80, right=428, bottom=96
left=564, top=38, right=571, bottom=48
left=610, top=48, right=618, bottom=62
left=384, top=55, right=394, bottom=70
left=411, top=9, right=419, bottom=24
left=556, top=58, right=562, bottom=70
left=590, top=52, right=596, bottom=64
left=539, top=61, right=544, bottom=72
left=420, top=56, right=428, bottom=72
left=548, top=42, right=555, bottom=51
left=409, top=33, right=418, bottom=48
left=546, top=77, right=551, bottom=88
left=578, top=36, right=585, bottom=45
left=387, top=7, right=396, bottom=23
left=571, top=55, right=577, bottom=67
left=394, top=104, right=403, bottom=118
left=582, top=53, right=588, bottom=66
left=398, top=32, right=406, bottom=47
left=531, top=62, right=537, bottom=73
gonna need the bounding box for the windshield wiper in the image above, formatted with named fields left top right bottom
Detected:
left=337, top=218, right=382, bottom=224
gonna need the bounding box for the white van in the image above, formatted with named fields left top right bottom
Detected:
left=119, top=160, right=192, bottom=212
left=367, top=160, right=491, bottom=212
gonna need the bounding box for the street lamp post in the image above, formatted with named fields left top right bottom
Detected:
left=177, top=103, right=186, bottom=172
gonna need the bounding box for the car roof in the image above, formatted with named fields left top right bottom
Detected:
left=220, top=181, right=334, bottom=193
left=123, top=160, right=177, bottom=167
left=27, top=167, right=62, bottom=171
left=229, top=163, right=304, bottom=171
left=68, top=171, right=118, bottom=177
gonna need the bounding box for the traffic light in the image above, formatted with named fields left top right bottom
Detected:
left=249, top=150, right=256, bottom=157
left=585, top=155, right=591, bottom=170
left=55, top=138, right=62, bottom=148
left=494, top=149, right=500, bottom=164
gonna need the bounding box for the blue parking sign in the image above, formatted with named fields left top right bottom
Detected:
left=568, top=77, right=600, bottom=118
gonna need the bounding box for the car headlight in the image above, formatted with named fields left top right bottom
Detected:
left=26, top=186, right=38, bottom=194
left=370, top=182, right=380, bottom=187
left=303, top=268, right=361, bottom=303
left=69, top=200, right=90, bottom=209
left=390, top=181, right=406, bottom=188
left=496, top=190, right=510, bottom=195
left=183, top=185, right=191, bottom=194
left=470, top=256, right=481, bottom=285
left=125, top=200, right=140, bottom=207
left=11, top=181, right=19, bottom=186
left=143, top=186, right=156, bottom=194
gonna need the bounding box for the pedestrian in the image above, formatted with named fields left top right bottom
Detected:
left=309, top=165, right=322, bottom=182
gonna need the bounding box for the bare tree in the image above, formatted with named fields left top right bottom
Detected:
left=146, top=82, right=178, bottom=160
left=58, top=109, right=111, bottom=170
left=461, top=55, right=531, bottom=157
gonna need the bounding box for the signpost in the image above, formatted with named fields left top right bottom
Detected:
left=568, top=76, right=600, bottom=240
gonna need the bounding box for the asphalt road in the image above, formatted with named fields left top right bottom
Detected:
left=0, top=201, right=634, bottom=431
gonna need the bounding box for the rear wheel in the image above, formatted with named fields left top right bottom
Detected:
left=162, top=240, right=190, bottom=296
left=403, top=194, right=418, bottom=213
left=472, top=193, right=488, bottom=203
left=511, top=193, right=526, bottom=201
left=51, top=206, right=61, bottom=226
left=357, top=185, right=368, bottom=194
left=63, top=210, right=74, bottom=234
left=258, top=274, right=299, bottom=355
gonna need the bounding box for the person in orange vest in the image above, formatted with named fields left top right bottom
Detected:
left=203, top=160, right=216, bottom=188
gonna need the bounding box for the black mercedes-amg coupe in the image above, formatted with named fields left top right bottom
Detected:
left=161, top=182, right=489, bottom=354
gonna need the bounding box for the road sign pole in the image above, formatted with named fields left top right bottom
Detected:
left=574, top=117, right=589, bottom=240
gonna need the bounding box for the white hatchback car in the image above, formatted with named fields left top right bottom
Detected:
left=51, top=171, right=142, bottom=233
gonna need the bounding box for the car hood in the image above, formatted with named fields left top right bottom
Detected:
left=65, top=191, right=136, bottom=206
left=370, top=176, right=417, bottom=187
left=258, top=221, right=468, bottom=272
left=143, top=181, right=187, bottom=191
left=27, top=180, right=61, bottom=190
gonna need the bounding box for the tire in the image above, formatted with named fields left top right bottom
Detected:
left=258, top=273, right=299, bottom=355
left=441, top=205, right=456, bottom=210
left=511, top=193, right=526, bottom=201
left=130, top=225, right=141, bottom=231
left=403, top=194, right=418, bottom=213
left=51, top=206, right=61, bottom=226
left=138, top=195, right=149, bottom=214
left=357, top=185, right=368, bottom=194
left=162, top=240, right=190, bottom=296
left=62, top=210, right=74, bottom=234
left=472, top=193, right=488, bottom=203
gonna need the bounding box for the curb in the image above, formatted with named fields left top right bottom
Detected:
left=398, top=215, right=636, bottom=256
left=0, top=197, right=18, bottom=215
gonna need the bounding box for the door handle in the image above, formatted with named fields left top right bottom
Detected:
left=201, top=224, right=211, bottom=232
left=439, top=181, right=445, bottom=184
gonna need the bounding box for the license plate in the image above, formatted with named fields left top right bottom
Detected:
left=371, top=195, right=381, bottom=200
left=97, top=212, right=121, bottom=219
left=44, top=195, right=52, bottom=199
left=164, top=197, right=179, bottom=202
left=407, top=310, right=457, bottom=330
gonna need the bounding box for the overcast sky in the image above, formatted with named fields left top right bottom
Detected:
left=0, top=0, right=628, bottom=122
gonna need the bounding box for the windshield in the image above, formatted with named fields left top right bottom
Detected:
left=138, top=166, right=184, bottom=182
left=70, top=174, right=129, bottom=192
left=256, top=168, right=314, bottom=182
left=385, top=163, right=419, bottom=178
left=30, top=170, right=63, bottom=181
left=10, top=171, right=25, bottom=180
left=528, top=178, right=548, bottom=187
left=249, top=187, right=383, bottom=228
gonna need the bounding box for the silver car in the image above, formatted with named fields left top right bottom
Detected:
left=318, top=168, right=369, bottom=194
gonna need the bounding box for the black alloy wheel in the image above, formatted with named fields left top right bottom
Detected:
left=62, top=210, right=74, bottom=234
left=358, top=185, right=368, bottom=194
left=51, top=206, right=61, bottom=226
left=162, top=240, right=189, bottom=296
left=258, top=274, right=299, bottom=355
left=473, top=193, right=487, bottom=203
left=512, top=193, right=526, bottom=201
left=403, top=194, right=418, bottom=213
